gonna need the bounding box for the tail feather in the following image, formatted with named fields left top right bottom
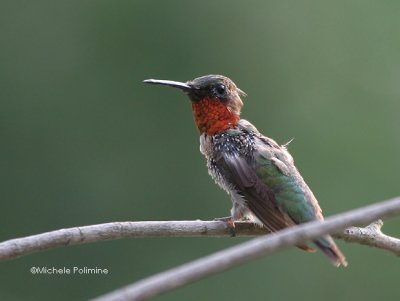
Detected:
left=314, top=236, right=348, bottom=267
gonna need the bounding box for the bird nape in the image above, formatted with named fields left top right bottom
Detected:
left=143, top=75, right=347, bottom=267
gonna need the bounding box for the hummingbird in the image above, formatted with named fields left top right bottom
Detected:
left=143, top=75, right=347, bottom=267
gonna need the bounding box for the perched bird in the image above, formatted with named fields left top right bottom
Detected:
left=143, top=75, right=347, bottom=267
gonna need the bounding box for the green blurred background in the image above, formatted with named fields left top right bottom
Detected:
left=1, top=1, right=399, bottom=300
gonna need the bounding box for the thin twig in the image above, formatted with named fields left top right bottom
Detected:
left=335, top=219, right=400, bottom=255
left=90, top=197, right=400, bottom=301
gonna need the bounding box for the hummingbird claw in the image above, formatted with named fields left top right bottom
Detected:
left=214, top=216, right=236, bottom=237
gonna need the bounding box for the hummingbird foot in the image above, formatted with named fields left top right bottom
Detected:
left=214, top=216, right=236, bottom=237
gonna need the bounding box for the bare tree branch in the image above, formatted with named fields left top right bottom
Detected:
left=89, top=197, right=400, bottom=301
left=1, top=199, right=400, bottom=262
left=0, top=220, right=262, bottom=261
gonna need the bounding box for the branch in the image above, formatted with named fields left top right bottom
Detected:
left=0, top=220, right=264, bottom=261
left=1, top=199, right=400, bottom=262
left=89, top=197, right=400, bottom=301
left=1, top=219, right=399, bottom=262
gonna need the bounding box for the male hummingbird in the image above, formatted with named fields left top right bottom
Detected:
left=143, top=75, right=347, bottom=267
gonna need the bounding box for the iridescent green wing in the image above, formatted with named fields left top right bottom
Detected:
left=253, top=135, right=323, bottom=224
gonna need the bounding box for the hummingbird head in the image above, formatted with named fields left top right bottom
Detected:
left=143, top=75, right=246, bottom=135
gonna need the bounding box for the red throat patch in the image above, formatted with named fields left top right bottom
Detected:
left=191, top=97, right=240, bottom=135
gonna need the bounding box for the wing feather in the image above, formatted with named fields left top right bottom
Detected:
left=221, top=154, right=294, bottom=232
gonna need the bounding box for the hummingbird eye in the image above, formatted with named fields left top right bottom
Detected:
left=214, top=84, right=226, bottom=97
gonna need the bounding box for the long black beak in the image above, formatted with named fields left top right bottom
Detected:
left=143, top=79, right=192, bottom=91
